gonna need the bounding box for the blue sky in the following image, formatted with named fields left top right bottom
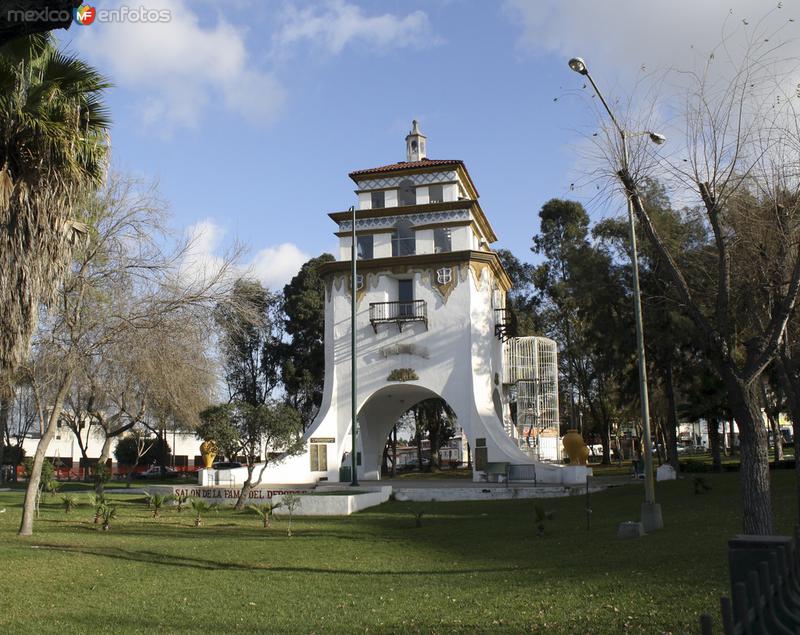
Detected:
left=57, top=0, right=775, bottom=288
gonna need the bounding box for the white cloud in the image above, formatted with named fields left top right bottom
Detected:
left=250, top=243, right=312, bottom=290
left=504, top=0, right=798, bottom=84
left=273, top=0, right=438, bottom=55
left=75, top=0, right=284, bottom=130
left=181, top=219, right=310, bottom=290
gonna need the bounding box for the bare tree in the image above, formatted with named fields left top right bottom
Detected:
left=589, top=27, right=800, bottom=534
left=18, top=175, right=236, bottom=536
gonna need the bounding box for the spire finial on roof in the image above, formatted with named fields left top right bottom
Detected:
left=405, top=120, right=427, bottom=162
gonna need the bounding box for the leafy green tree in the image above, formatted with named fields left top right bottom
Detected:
left=495, top=249, right=543, bottom=335
left=281, top=254, right=335, bottom=428
left=197, top=404, right=239, bottom=461
left=532, top=199, right=633, bottom=461
left=215, top=279, right=284, bottom=406
left=199, top=401, right=305, bottom=510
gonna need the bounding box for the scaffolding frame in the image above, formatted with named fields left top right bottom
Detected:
left=502, top=337, right=560, bottom=461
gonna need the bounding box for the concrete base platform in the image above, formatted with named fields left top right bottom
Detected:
left=127, top=479, right=608, bottom=516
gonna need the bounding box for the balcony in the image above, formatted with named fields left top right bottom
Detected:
left=369, top=300, right=428, bottom=333
left=494, top=308, right=517, bottom=341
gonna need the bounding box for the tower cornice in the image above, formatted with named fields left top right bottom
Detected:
left=318, top=249, right=512, bottom=291
left=328, top=200, right=497, bottom=243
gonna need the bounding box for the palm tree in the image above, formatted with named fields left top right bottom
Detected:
left=0, top=33, right=110, bottom=391
left=1, top=35, right=110, bottom=538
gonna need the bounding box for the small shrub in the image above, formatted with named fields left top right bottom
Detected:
left=249, top=502, right=281, bottom=528
left=190, top=499, right=214, bottom=527
left=87, top=492, right=106, bottom=524
left=61, top=494, right=78, bottom=514
left=534, top=504, right=555, bottom=536
left=150, top=494, right=166, bottom=518
left=45, top=479, right=62, bottom=497
left=100, top=504, right=117, bottom=531
left=173, top=492, right=189, bottom=513
left=281, top=494, right=301, bottom=537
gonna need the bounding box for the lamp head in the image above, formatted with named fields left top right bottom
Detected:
left=568, top=57, right=588, bottom=75
left=648, top=132, right=666, bottom=145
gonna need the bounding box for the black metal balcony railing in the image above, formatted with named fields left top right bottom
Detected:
left=369, top=300, right=428, bottom=333
left=494, top=307, right=517, bottom=341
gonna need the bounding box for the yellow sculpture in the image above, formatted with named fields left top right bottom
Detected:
left=562, top=429, right=589, bottom=466
left=200, top=439, right=218, bottom=469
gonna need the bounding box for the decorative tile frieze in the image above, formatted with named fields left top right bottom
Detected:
left=356, top=170, right=458, bottom=190
left=339, top=209, right=470, bottom=232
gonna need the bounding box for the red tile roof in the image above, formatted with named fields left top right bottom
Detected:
left=348, top=158, right=479, bottom=197
left=348, top=158, right=463, bottom=178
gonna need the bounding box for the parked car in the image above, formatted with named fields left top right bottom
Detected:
left=677, top=444, right=707, bottom=455
left=211, top=461, right=243, bottom=470
left=134, top=465, right=180, bottom=479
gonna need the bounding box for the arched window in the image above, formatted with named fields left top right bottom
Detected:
left=398, top=179, right=416, bottom=206
left=392, top=219, right=415, bottom=256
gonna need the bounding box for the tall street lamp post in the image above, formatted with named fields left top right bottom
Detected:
left=568, top=56, right=663, bottom=531
left=350, top=205, right=359, bottom=486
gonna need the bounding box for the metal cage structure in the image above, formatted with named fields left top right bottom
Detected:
left=502, top=336, right=560, bottom=461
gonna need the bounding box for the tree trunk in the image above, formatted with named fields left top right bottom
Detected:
left=767, top=409, right=784, bottom=463
left=0, top=393, right=9, bottom=484
left=775, top=353, right=800, bottom=520
left=466, top=441, right=472, bottom=470
left=391, top=426, right=397, bottom=477
left=761, top=382, right=784, bottom=462
left=95, top=434, right=113, bottom=494
left=18, top=371, right=73, bottom=537
left=665, top=361, right=680, bottom=472
left=708, top=417, right=722, bottom=473
left=600, top=421, right=611, bottom=465
left=235, top=465, right=256, bottom=510
left=723, top=370, right=773, bottom=535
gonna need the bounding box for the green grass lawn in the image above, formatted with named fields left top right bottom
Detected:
left=0, top=472, right=797, bottom=634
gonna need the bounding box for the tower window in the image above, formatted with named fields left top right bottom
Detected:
left=398, top=179, right=416, bottom=206
left=357, top=235, right=373, bottom=260
left=428, top=184, right=444, bottom=204
left=433, top=227, right=452, bottom=253
left=370, top=191, right=385, bottom=209
left=392, top=219, right=415, bottom=256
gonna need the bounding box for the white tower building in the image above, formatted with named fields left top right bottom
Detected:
left=208, top=123, right=588, bottom=486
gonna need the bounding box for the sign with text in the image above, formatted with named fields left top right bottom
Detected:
left=164, top=486, right=311, bottom=505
